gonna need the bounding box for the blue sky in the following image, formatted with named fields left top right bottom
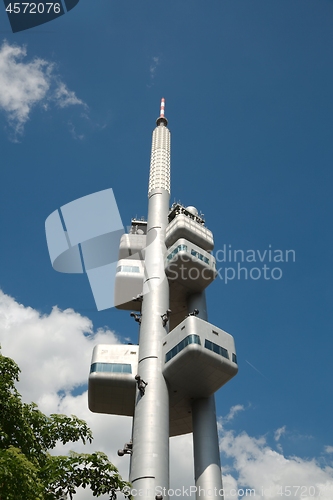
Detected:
left=1, top=1, right=333, bottom=498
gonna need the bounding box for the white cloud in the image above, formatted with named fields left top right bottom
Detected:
left=1, top=289, right=333, bottom=500
left=68, top=120, right=85, bottom=140
left=150, top=56, right=160, bottom=78
left=0, top=40, right=86, bottom=136
left=0, top=289, right=132, bottom=497
left=54, top=82, right=86, bottom=109
left=224, top=404, right=245, bottom=422
left=170, top=433, right=194, bottom=491
left=219, top=426, right=333, bottom=499
left=147, top=56, right=160, bottom=87
left=0, top=290, right=117, bottom=403
left=274, top=425, right=286, bottom=442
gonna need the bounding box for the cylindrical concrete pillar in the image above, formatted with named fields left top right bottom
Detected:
left=188, top=293, right=224, bottom=500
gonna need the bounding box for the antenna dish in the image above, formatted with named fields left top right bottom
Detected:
left=186, top=206, right=199, bottom=216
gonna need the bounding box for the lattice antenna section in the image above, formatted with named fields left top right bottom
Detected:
left=148, top=98, right=171, bottom=195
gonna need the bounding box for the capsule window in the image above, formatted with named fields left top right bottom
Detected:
left=165, top=334, right=201, bottom=363
left=116, top=265, right=140, bottom=273
left=90, top=363, right=132, bottom=374
left=204, top=340, right=229, bottom=359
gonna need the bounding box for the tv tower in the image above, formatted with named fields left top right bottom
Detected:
left=88, top=99, right=238, bottom=499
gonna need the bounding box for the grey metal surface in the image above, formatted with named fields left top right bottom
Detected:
left=163, top=315, right=238, bottom=398
left=188, top=293, right=224, bottom=500
left=165, top=214, right=214, bottom=251
left=118, top=233, right=147, bottom=260
left=192, top=396, right=224, bottom=499
left=88, top=344, right=138, bottom=416
left=165, top=238, right=217, bottom=292
left=114, top=258, right=145, bottom=310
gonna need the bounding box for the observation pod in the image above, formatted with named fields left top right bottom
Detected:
left=166, top=204, right=214, bottom=251
left=163, top=316, right=238, bottom=398
left=88, top=344, right=138, bottom=416
left=118, top=219, right=147, bottom=260
left=114, top=259, right=144, bottom=311
left=163, top=316, right=237, bottom=437
left=114, top=218, right=147, bottom=311
left=165, top=238, right=217, bottom=292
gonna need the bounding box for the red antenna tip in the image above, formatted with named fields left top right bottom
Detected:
left=156, top=97, right=167, bottom=125
left=160, top=98, right=165, bottom=117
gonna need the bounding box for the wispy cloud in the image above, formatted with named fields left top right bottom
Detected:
left=274, top=425, right=286, bottom=453
left=224, top=404, right=245, bottom=422
left=68, top=120, right=85, bottom=141
left=0, top=40, right=87, bottom=138
left=150, top=56, right=160, bottom=77
left=147, top=56, right=160, bottom=87
left=274, top=425, right=286, bottom=442
left=54, top=82, right=86, bottom=109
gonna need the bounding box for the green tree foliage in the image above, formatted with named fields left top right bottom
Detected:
left=0, top=349, right=131, bottom=500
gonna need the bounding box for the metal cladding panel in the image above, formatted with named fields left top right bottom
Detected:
left=165, top=238, right=217, bottom=292
left=118, top=233, right=146, bottom=260
left=169, top=406, right=192, bottom=437
left=114, top=259, right=144, bottom=310
left=88, top=345, right=138, bottom=416
left=165, top=214, right=214, bottom=251
left=162, top=316, right=238, bottom=398
left=130, top=154, right=170, bottom=493
left=168, top=280, right=189, bottom=330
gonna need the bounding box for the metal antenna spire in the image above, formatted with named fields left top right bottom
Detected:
left=156, top=97, right=168, bottom=126
left=160, top=97, right=165, bottom=118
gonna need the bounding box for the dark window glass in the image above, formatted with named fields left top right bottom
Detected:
left=90, top=363, right=132, bottom=374
left=213, top=343, right=220, bottom=354
left=116, top=266, right=140, bottom=273
left=221, top=347, right=229, bottom=359
left=204, top=340, right=229, bottom=359
left=167, top=244, right=188, bottom=262
left=165, top=335, right=201, bottom=363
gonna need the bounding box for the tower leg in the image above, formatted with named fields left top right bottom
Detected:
left=188, top=293, right=224, bottom=500
left=192, top=396, right=223, bottom=499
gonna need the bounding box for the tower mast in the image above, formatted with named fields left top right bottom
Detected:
left=87, top=99, right=238, bottom=500
left=129, top=99, right=171, bottom=498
